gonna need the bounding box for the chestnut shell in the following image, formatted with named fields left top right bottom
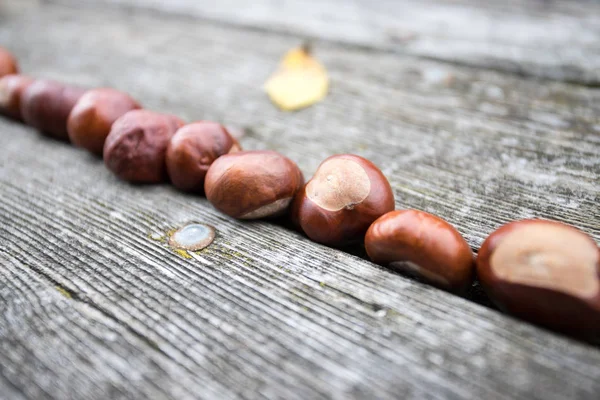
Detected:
left=166, top=122, right=241, bottom=192
left=0, top=47, right=18, bottom=78
left=103, top=110, right=185, bottom=183
left=292, top=154, right=394, bottom=246
left=0, top=74, right=33, bottom=121
left=68, top=88, right=141, bottom=156
left=477, top=219, right=600, bottom=337
left=204, top=150, right=304, bottom=219
left=21, top=80, right=86, bottom=140
left=365, top=209, right=474, bottom=293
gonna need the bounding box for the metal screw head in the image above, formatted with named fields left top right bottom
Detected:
left=169, top=223, right=215, bottom=251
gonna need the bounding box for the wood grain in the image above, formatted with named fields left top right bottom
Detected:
left=48, top=0, right=600, bottom=85
left=3, top=0, right=598, bottom=247
left=0, top=1, right=599, bottom=399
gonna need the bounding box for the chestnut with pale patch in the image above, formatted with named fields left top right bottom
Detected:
left=204, top=150, right=304, bottom=219
left=477, top=219, right=600, bottom=337
left=0, top=74, right=33, bottom=121
left=292, top=154, right=394, bottom=246
left=365, top=209, right=474, bottom=293
left=0, top=47, right=18, bottom=78
left=68, top=88, right=141, bottom=156
left=166, top=122, right=241, bottom=192
left=305, top=158, right=370, bottom=211
left=103, top=110, right=185, bottom=183
left=21, top=80, right=86, bottom=140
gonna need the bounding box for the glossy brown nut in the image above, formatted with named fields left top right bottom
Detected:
left=0, top=47, right=18, bottom=77
left=204, top=150, right=304, bottom=219
left=67, top=88, right=141, bottom=156
left=477, top=219, right=600, bottom=337
left=292, top=154, right=394, bottom=246
left=365, top=210, right=474, bottom=293
left=166, top=121, right=241, bottom=192
left=20, top=80, right=86, bottom=140
left=103, top=110, right=185, bottom=183
left=0, top=74, right=33, bottom=121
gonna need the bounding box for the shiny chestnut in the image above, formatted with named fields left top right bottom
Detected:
left=365, top=210, right=474, bottom=293
left=0, top=74, right=33, bottom=121
left=204, top=150, right=303, bottom=219
left=20, top=80, right=86, bottom=140
left=103, top=110, right=185, bottom=183
left=477, top=219, right=600, bottom=337
left=166, top=121, right=241, bottom=192
left=0, top=47, right=18, bottom=77
left=292, top=154, right=394, bottom=246
left=67, top=88, right=141, bottom=156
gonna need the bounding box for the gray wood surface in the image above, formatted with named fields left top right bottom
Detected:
left=1, top=1, right=599, bottom=399
left=51, top=0, right=600, bottom=85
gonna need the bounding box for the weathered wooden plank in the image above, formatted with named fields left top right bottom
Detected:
left=0, top=250, right=227, bottom=400
left=2, top=124, right=600, bottom=399
left=48, top=0, right=600, bottom=85
left=0, top=1, right=599, bottom=399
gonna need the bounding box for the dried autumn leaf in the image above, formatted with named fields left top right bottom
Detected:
left=264, top=45, right=329, bottom=111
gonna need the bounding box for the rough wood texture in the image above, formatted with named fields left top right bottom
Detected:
left=51, top=0, right=600, bottom=85
left=1, top=1, right=600, bottom=399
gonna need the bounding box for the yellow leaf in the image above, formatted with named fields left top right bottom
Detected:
left=264, top=45, right=329, bottom=111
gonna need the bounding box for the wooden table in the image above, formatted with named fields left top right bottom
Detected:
left=1, top=0, right=599, bottom=398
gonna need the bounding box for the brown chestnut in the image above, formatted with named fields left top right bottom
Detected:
left=166, top=121, right=241, bottom=192
left=292, top=154, right=394, bottom=246
left=103, top=110, right=185, bottom=183
left=477, top=219, right=600, bottom=337
left=67, top=88, right=141, bottom=156
left=204, top=150, right=304, bottom=219
left=0, top=47, right=18, bottom=78
left=365, top=210, right=474, bottom=293
left=20, top=80, right=86, bottom=140
left=0, top=74, right=33, bottom=121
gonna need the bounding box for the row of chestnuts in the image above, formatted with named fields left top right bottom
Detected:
left=1, top=46, right=598, bottom=338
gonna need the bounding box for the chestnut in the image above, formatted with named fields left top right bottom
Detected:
left=103, top=110, right=185, bottom=183
left=20, top=80, right=86, bottom=140
left=292, top=154, right=394, bottom=246
left=0, top=74, right=33, bottom=121
left=365, top=210, right=474, bottom=293
left=477, top=219, right=600, bottom=337
left=0, top=47, right=18, bottom=77
left=67, top=88, right=141, bottom=156
left=204, top=150, right=304, bottom=219
left=166, top=121, right=241, bottom=192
